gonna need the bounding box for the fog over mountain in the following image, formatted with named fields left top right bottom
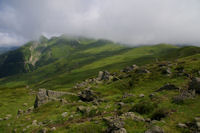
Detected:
left=0, top=0, right=200, bottom=46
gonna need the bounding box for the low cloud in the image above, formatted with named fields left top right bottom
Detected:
left=0, top=0, right=200, bottom=46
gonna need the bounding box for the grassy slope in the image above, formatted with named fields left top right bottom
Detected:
left=1, top=51, right=200, bottom=133
left=0, top=38, right=200, bottom=132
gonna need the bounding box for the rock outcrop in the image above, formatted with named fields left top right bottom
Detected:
left=188, top=77, right=200, bottom=94
left=34, top=88, right=71, bottom=108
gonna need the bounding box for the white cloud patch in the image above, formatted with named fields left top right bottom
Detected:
left=0, top=0, right=200, bottom=46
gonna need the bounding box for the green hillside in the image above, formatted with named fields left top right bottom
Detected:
left=0, top=36, right=200, bottom=133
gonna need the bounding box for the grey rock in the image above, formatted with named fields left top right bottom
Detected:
left=111, top=128, right=127, bottom=133
left=177, top=123, right=188, bottom=128
left=61, top=112, right=68, bottom=118
left=32, top=120, right=37, bottom=126
left=17, top=109, right=24, bottom=115
left=97, top=70, right=110, bottom=81
left=189, top=77, right=200, bottom=94
left=121, top=112, right=145, bottom=122
left=78, top=88, right=97, bottom=102
left=139, top=94, right=145, bottom=98
left=34, top=88, right=69, bottom=108
left=145, top=126, right=164, bottom=133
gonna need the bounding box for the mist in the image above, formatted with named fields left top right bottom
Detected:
left=0, top=0, right=200, bottom=46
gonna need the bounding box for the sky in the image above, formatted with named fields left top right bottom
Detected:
left=0, top=0, right=200, bottom=46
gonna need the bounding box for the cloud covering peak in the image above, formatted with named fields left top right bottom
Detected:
left=0, top=0, right=200, bottom=46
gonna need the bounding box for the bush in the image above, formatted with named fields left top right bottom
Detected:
left=151, top=108, right=169, bottom=120
left=130, top=100, right=157, bottom=114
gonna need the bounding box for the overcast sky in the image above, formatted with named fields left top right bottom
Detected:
left=0, top=0, right=200, bottom=46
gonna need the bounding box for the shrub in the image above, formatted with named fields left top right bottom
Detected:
left=151, top=108, right=169, bottom=120
left=130, top=100, right=157, bottom=114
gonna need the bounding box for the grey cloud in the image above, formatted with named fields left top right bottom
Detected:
left=0, top=0, right=200, bottom=46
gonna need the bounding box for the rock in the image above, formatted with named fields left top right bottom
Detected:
left=188, top=77, right=200, bottom=94
left=135, top=68, right=150, bottom=74
left=6, top=114, right=12, bottom=118
left=111, top=128, right=127, bottom=133
left=161, top=68, right=171, bottom=75
left=97, top=71, right=110, bottom=81
left=61, top=112, right=68, bottom=118
left=196, top=122, right=200, bottom=130
left=117, top=102, right=125, bottom=108
left=27, top=106, right=34, bottom=113
left=39, top=128, right=48, bottom=133
left=17, top=109, right=24, bottom=115
left=121, top=112, right=145, bottom=122
left=51, top=127, right=56, bottom=131
left=139, top=94, right=145, bottom=98
left=23, top=103, right=28, bottom=107
left=32, top=120, right=37, bottom=126
left=195, top=117, right=200, bottom=122
left=78, top=88, right=97, bottom=102
left=22, top=128, right=26, bottom=132
left=34, top=89, right=49, bottom=108
left=156, top=84, right=179, bottom=92
left=122, top=64, right=138, bottom=73
left=34, top=88, right=68, bottom=108
left=0, top=118, right=3, bottom=121
left=105, top=117, right=125, bottom=133
left=4, top=117, right=9, bottom=120
left=177, top=123, right=188, bottom=128
left=145, top=126, right=164, bottom=133
left=149, top=93, right=155, bottom=98
left=122, top=93, right=135, bottom=99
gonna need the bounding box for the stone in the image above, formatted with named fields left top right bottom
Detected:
left=156, top=84, right=179, bottom=92
left=39, top=128, right=48, bottom=133
left=51, top=127, right=56, bottom=131
left=149, top=93, right=155, bottom=98
left=34, top=88, right=68, bottom=108
left=195, top=117, right=200, bottom=122
left=135, top=68, right=150, bottom=74
left=32, top=120, right=37, bottom=126
left=97, top=71, right=110, bottom=81
left=27, top=106, right=34, bottom=113
left=61, top=112, right=68, bottom=118
left=161, top=68, right=171, bottom=75
left=78, top=88, right=97, bottom=102
left=139, top=94, right=145, bottom=98
left=23, top=103, right=28, bottom=107
left=121, top=112, right=145, bottom=122
left=4, top=117, right=9, bottom=120
left=196, top=122, right=200, bottom=130
left=145, top=126, right=164, bottom=133
left=0, top=118, right=3, bottom=121
left=17, top=109, right=24, bottom=115
left=177, top=123, right=188, bottom=128
left=188, top=77, right=200, bottom=94
left=111, top=128, right=127, bottom=133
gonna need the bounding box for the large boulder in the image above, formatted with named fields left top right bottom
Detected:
left=188, top=77, right=200, bottom=94
left=34, top=89, right=69, bottom=108
left=34, top=89, right=48, bottom=108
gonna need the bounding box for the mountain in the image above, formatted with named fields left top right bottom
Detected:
left=0, top=46, right=18, bottom=55
left=0, top=36, right=200, bottom=133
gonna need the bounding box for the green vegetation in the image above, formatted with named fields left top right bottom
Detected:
left=0, top=36, right=200, bottom=133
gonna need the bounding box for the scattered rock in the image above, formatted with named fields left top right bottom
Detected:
left=32, top=120, right=37, bottom=126
left=135, top=68, right=150, bottom=74
left=51, top=127, right=56, bottom=131
left=156, top=84, right=179, bottom=92
left=121, top=112, right=145, bottom=122
left=139, top=94, right=145, bottom=98
left=177, top=123, right=188, bottom=128
left=39, top=128, right=48, bottom=133
left=188, top=77, right=200, bottom=94
left=78, top=88, right=97, bottom=102
left=61, top=112, right=68, bottom=118
left=104, top=117, right=126, bottom=133
left=145, top=126, right=164, bottom=133
left=97, top=71, right=110, bottom=81
left=23, top=103, right=28, bottom=107
left=17, top=109, right=24, bottom=115
left=121, top=64, right=138, bottom=73
left=161, top=68, right=171, bottom=75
